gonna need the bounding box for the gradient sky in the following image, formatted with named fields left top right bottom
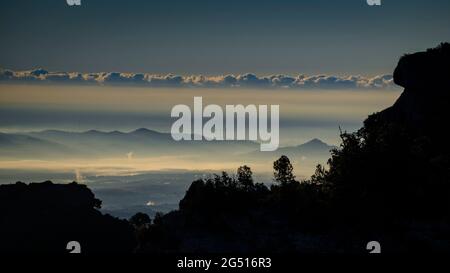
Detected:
left=1, top=0, right=450, bottom=76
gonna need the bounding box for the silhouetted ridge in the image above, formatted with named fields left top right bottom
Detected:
left=381, top=42, right=450, bottom=145
left=394, top=42, right=450, bottom=90
left=0, top=181, right=135, bottom=253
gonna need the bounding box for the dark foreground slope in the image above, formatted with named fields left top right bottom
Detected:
left=0, top=181, right=135, bottom=253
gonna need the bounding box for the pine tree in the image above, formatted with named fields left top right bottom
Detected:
left=273, top=155, right=296, bottom=186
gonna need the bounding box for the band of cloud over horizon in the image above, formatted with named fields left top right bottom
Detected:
left=0, top=68, right=397, bottom=90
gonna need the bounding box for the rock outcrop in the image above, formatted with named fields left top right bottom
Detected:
left=384, top=43, right=450, bottom=142
left=0, top=181, right=135, bottom=253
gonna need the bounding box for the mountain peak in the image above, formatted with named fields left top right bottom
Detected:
left=132, top=128, right=150, bottom=133
left=84, top=129, right=102, bottom=134
left=108, top=130, right=124, bottom=135
left=308, top=138, right=324, bottom=144
left=130, top=128, right=161, bottom=135
left=301, top=138, right=329, bottom=147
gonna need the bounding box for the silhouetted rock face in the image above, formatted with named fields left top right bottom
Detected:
left=0, top=181, right=135, bottom=253
left=394, top=43, right=450, bottom=91
left=381, top=43, right=450, bottom=143
left=336, top=44, right=450, bottom=225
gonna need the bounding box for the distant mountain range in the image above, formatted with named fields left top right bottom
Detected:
left=0, top=128, right=258, bottom=159
left=248, top=138, right=335, bottom=157
left=0, top=129, right=335, bottom=165
left=243, top=138, right=336, bottom=168
left=0, top=132, right=74, bottom=158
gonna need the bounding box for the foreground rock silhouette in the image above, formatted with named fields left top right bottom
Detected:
left=0, top=181, right=135, bottom=253
left=390, top=42, right=450, bottom=139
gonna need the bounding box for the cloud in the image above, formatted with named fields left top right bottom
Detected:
left=297, top=75, right=359, bottom=89
left=0, top=68, right=398, bottom=90
left=0, top=69, right=14, bottom=80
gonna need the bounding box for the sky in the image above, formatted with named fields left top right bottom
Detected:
left=1, top=0, right=450, bottom=76
left=0, top=84, right=400, bottom=146
left=0, top=0, right=445, bottom=179
left=1, top=0, right=448, bottom=211
left=0, top=83, right=400, bottom=177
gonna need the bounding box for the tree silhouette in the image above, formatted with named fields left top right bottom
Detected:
left=273, top=155, right=296, bottom=186
left=153, top=212, right=164, bottom=226
left=129, top=212, right=151, bottom=228
left=237, top=165, right=254, bottom=189
left=0, top=181, right=135, bottom=253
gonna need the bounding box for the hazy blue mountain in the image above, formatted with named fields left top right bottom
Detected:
left=0, top=129, right=335, bottom=169
left=241, top=138, right=336, bottom=176
left=0, top=128, right=260, bottom=159
left=246, top=138, right=335, bottom=159
left=277, top=138, right=336, bottom=156
left=0, top=132, right=75, bottom=158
